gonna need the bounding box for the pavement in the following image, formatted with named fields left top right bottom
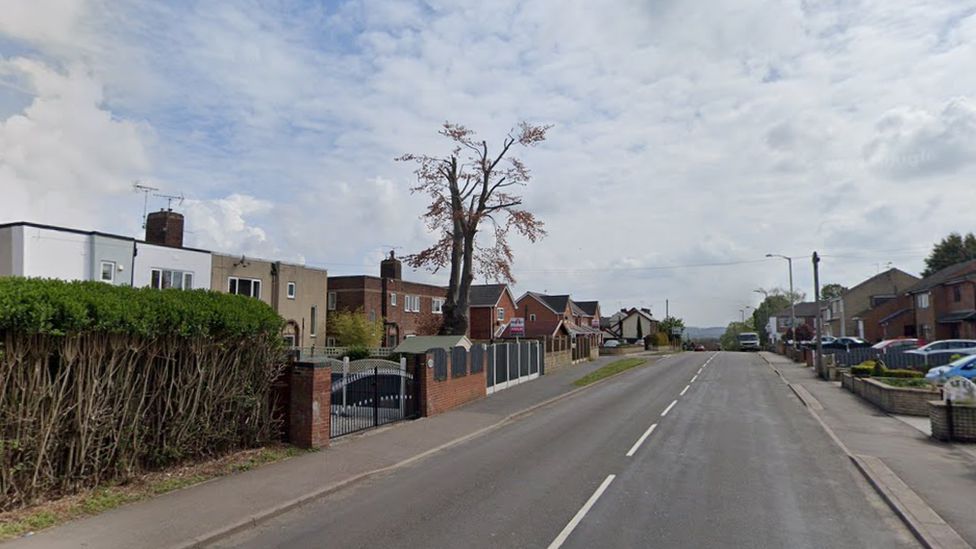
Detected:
left=3, top=350, right=664, bottom=549
left=762, top=351, right=976, bottom=548
left=217, top=351, right=914, bottom=549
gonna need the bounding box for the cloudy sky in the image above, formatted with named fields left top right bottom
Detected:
left=2, top=0, right=975, bottom=326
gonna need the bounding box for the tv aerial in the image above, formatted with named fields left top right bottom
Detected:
left=133, top=181, right=160, bottom=228
left=154, top=191, right=185, bottom=211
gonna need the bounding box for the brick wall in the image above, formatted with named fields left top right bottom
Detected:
left=418, top=351, right=487, bottom=417
left=844, top=376, right=941, bottom=417
left=544, top=349, right=572, bottom=372
left=288, top=363, right=331, bottom=448
left=469, top=307, right=494, bottom=341
left=929, top=401, right=976, bottom=442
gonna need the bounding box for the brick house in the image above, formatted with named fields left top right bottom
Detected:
left=906, top=259, right=976, bottom=342
left=468, top=284, right=518, bottom=341
left=767, top=301, right=819, bottom=342
left=572, top=301, right=602, bottom=331
left=821, top=268, right=920, bottom=338
left=327, top=252, right=447, bottom=347
left=516, top=292, right=601, bottom=359
left=859, top=294, right=915, bottom=342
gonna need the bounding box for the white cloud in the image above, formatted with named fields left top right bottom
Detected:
left=3, top=0, right=976, bottom=325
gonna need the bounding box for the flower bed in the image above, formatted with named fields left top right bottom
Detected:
left=842, top=375, right=940, bottom=416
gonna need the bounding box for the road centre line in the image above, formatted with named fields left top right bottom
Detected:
left=626, top=423, right=658, bottom=457
left=697, top=367, right=703, bottom=374
left=547, top=475, right=616, bottom=549
left=661, top=399, right=678, bottom=417
left=680, top=384, right=690, bottom=396
left=690, top=374, right=698, bottom=383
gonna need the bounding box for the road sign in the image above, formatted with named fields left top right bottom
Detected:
left=509, top=317, right=525, bottom=337
left=671, top=327, right=683, bottom=336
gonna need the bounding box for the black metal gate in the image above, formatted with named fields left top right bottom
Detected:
left=330, top=358, right=419, bottom=439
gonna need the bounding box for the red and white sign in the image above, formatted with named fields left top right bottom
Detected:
left=509, top=317, right=525, bottom=337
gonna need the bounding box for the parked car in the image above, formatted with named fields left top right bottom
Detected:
left=603, top=339, right=620, bottom=348
left=695, top=344, right=706, bottom=352
left=906, top=340, right=976, bottom=360
left=925, top=354, right=976, bottom=384
left=871, top=338, right=919, bottom=352
left=822, top=337, right=871, bottom=350
left=800, top=335, right=836, bottom=349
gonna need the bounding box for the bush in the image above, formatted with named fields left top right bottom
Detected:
left=345, top=345, right=371, bottom=361
left=851, top=365, right=873, bottom=377
left=655, top=332, right=669, bottom=347
left=871, top=361, right=887, bottom=377
left=0, top=278, right=285, bottom=511
left=882, top=368, right=923, bottom=379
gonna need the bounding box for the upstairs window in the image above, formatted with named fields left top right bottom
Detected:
left=328, top=291, right=337, bottom=310
left=404, top=295, right=420, bottom=312
left=310, top=306, right=317, bottom=336
left=916, top=292, right=930, bottom=309
left=390, top=292, right=397, bottom=307
left=529, top=313, right=537, bottom=322
left=497, top=307, right=505, bottom=321
left=287, top=282, right=296, bottom=299
left=228, top=276, right=261, bottom=298
left=432, top=298, right=445, bottom=314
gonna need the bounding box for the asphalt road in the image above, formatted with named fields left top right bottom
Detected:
left=215, top=352, right=917, bottom=549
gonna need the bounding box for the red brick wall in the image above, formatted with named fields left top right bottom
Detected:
left=520, top=295, right=560, bottom=330
left=861, top=295, right=913, bottom=342
left=418, top=351, right=487, bottom=417
left=288, top=364, right=331, bottom=449
left=469, top=307, right=494, bottom=341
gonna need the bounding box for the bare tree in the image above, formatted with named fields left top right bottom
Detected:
left=398, top=122, right=549, bottom=335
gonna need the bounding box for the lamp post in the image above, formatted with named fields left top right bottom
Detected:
left=767, top=253, right=797, bottom=350
left=740, top=305, right=752, bottom=323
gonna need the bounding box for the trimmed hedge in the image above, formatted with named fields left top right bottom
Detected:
left=0, top=278, right=285, bottom=510
left=849, top=359, right=922, bottom=380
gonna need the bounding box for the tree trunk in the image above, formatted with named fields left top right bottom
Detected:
left=439, top=216, right=468, bottom=336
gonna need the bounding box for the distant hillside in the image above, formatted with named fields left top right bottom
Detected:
left=683, top=326, right=726, bottom=340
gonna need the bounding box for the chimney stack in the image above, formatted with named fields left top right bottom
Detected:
left=380, top=250, right=402, bottom=280
left=145, top=209, right=184, bottom=248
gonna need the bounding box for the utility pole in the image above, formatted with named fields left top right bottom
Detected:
left=665, top=299, right=669, bottom=319
left=813, top=251, right=823, bottom=374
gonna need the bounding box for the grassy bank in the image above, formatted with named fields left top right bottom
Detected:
left=574, top=358, right=648, bottom=387
left=0, top=445, right=309, bottom=541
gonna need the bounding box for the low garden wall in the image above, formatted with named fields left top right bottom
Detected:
left=545, top=349, right=573, bottom=372
left=929, top=401, right=976, bottom=442
left=418, top=348, right=487, bottom=417
left=843, top=375, right=941, bottom=416
left=600, top=344, right=645, bottom=356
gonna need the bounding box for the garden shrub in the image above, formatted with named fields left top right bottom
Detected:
left=0, top=278, right=285, bottom=510
left=345, top=345, right=371, bottom=361
left=882, top=368, right=924, bottom=379
left=851, top=365, right=873, bottom=377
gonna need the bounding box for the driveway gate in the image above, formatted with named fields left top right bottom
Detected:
left=330, top=357, right=419, bottom=439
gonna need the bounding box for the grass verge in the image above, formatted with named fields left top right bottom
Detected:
left=573, top=358, right=648, bottom=387
left=0, top=445, right=310, bottom=541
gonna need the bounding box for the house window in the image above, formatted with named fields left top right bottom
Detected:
left=390, top=292, right=397, bottom=307
left=287, top=282, right=296, bottom=299
left=228, top=276, right=261, bottom=298
left=497, top=307, right=505, bottom=321
left=100, top=261, right=115, bottom=283
left=404, top=295, right=420, bottom=313
left=328, top=291, right=336, bottom=310
left=916, top=293, right=930, bottom=309
left=432, top=298, right=444, bottom=314
left=310, top=306, right=317, bottom=337
left=283, top=335, right=296, bottom=347
left=152, top=268, right=193, bottom=290
left=953, top=285, right=962, bottom=302
left=326, top=337, right=337, bottom=346
left=369, top=310, right=377, bottom=322
left=529, top=313, right=536, bottom=322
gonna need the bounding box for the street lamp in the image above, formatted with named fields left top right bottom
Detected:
left=740, top=305, right=752, bottom=323
left=766, top=253, right=797, bottom=349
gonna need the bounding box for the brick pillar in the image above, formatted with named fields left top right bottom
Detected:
left=289, top=361, right=331, bottom=449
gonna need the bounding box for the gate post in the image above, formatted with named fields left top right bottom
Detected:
left=342, top=356, right=349, bottom=414
left=289, top=360, right=331, bottom=449
left=399, top=357, right=407, bottom=416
